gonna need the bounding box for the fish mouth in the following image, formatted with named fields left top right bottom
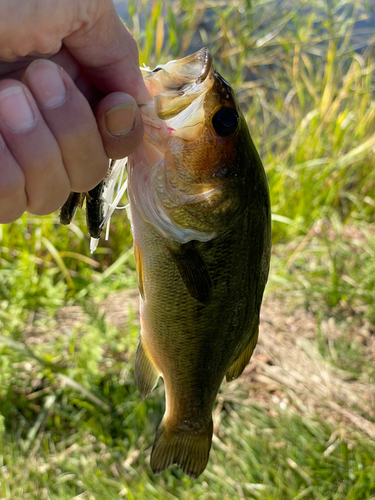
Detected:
left=143, top=48, right=215, bottom=128
left=149, top=47, right=213, bottom=91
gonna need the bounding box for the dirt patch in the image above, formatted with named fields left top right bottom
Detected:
left=52, top=289, right=375, bottom=437
left=249, top=297, right=375, bottom=437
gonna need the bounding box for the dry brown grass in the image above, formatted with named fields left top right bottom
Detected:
left=51, top=289, right=375, bottom=441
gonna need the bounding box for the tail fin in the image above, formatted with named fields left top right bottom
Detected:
left=150, top=418, right=213, bottom=478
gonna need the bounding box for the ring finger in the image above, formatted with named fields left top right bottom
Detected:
left=0, top=80, right=70, bottom=215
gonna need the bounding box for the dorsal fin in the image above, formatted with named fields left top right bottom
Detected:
left=226, top=325, right=259, bottom=382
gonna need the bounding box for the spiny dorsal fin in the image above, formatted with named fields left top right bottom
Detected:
left=169, top=242, right=213, bottom=305
left=150, top=418, right=213, bottom=478
left=226, top=325, right=259, bottom=382
left=135, top=338, right=160, bottom=398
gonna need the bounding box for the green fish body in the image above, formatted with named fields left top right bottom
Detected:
left=127, top=48, right=271, bottom=478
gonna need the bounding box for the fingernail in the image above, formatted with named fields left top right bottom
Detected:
left=105, top=103, right=136, bottom=136
left=0, top=86, right=35, bottom=133
left=26, top=59, right=67, bottom=109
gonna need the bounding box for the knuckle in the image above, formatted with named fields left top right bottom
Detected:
left=32, top=33, right=62, bottom=56
left=127, top=34, right=139, bottom=57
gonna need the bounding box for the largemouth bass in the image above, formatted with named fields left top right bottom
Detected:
left=128, top=48, right=271, bottom=478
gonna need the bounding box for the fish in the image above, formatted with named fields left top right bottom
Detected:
left=127, top=47, right=271, bottom=478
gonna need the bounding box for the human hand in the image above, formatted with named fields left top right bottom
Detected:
left=0, top=0, right=150, bottom=223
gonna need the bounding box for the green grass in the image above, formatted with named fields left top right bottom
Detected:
left=1, top=0, right=375, bottom=498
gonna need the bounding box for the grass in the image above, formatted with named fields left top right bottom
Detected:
left=1, top=0, right=375, bottom=498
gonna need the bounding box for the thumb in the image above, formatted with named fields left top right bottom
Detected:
left=63, top=0, right=150, bottom=103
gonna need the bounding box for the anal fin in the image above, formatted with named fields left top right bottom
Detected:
left=226, top=325, right=259, bottom=382
left=150, top=418, right=213, bottom=478
left=135, top=338, right=160, bottom=398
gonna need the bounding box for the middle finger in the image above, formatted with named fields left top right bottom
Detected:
left=24, top=59, right=109, bottom=193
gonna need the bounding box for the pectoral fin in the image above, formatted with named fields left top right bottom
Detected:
left=169, top=242, right=213, bottom=305
left=135, top=338, right=160, bottom=398
left=226, top=325, right=259, bottom=382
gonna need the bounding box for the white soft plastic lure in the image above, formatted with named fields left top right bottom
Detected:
left=89, top=67, right=158, bottom=253
left=89, top=157, right=129, bottom=253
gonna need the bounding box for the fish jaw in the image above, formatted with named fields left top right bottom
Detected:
left=143, top=47, right=214, bottom=108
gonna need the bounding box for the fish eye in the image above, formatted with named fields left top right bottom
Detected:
left=212, top=107, right=239, bottom=137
